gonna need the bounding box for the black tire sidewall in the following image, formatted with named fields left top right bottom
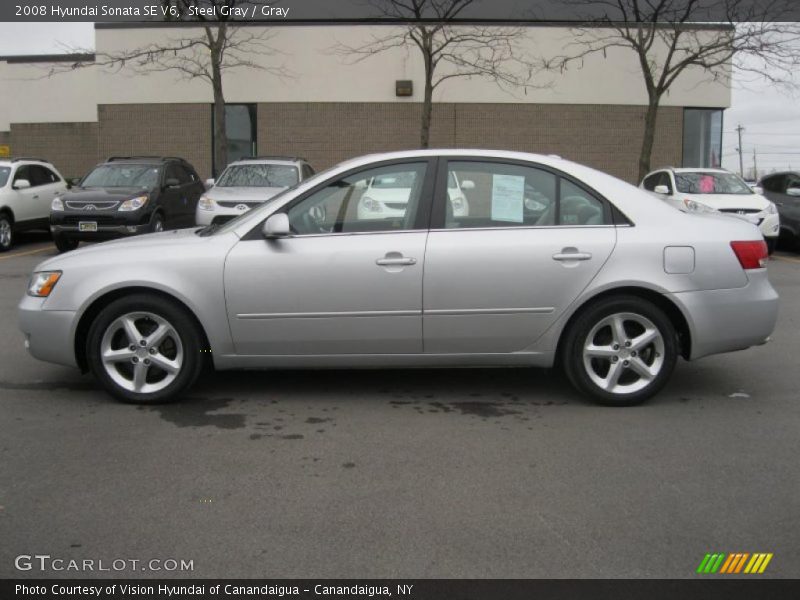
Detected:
left=563, top=296, right=678, bottom=406
left=86, top=294, right=203, bottom=404
left=0, top=215, right=12, bottom=252
left=54, top=235, right=78, bottom=253
left=151, top=212, right=165, bottom=233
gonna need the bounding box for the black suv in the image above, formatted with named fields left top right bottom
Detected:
left=759, top=171, right=800, bottom=250
left=50, top=156, right=205, bottom=252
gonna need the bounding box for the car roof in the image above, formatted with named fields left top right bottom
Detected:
left=230, top=157, right=305, bottom=166
left=102, top=156, right=188, bottom=165
left=0, top=157, right=54, bottom=166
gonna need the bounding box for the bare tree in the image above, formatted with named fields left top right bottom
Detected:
left=546, top=0, right=800, bottom=180
left=334, top=0, right=537, bottom=148
left=49, top=0, right=288, bottom=173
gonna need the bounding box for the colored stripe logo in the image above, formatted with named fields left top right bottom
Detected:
left=696, top=553, right=773, bottom=574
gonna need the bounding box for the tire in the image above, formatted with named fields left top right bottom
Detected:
left=54, top=235, right=79, bottom=253
left=561, top=295, right=678, bottom=406
left=765, top=237, right=777, bottom=256
left=0, top=213, right=13, bottom=252
left=150, top=212, right=165, bottom=233
left=86, top=294, right=204, bottom=404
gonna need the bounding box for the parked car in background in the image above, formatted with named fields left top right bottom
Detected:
left=758, top=171, right=800, bottom=251
left=641, top=167, right=780, bottom=253
left=20, top=150, right=777, bottom=407
left=50, top=156, right=205, bottom=253
left=0, top=157, right=67, bottom=251
left=196, top=156, right=315, bottom=226
left=356, top=169, right=472, bottom=220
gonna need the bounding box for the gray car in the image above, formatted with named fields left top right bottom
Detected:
left=19, top=150, right=779, bottom=406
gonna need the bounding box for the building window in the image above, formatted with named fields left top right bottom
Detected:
left=212, top=103, right=257, bottom=175
left=683, top=108, right=723, bottom=168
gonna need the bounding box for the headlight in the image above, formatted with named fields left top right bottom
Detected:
left=682, top=198, right=718, bottom=214
left=362, top=197, right=382, bottom=212
left=766, top=202, right=778, bottom=215
left=51, top=197, right=64, bottom=211
left=118, top=195, right=149, bottom=211
left=27, top=271, right=62, bottom=297
left=198, top=195, right=216, bottom=211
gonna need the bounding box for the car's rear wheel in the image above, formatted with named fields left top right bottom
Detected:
left=53, top=235, right=79, bottom=253
left=0, top=214, right=13, bottom=252
left=562, top=296, right=678, bottom=406
left=86, top=294, right=204, bottom=404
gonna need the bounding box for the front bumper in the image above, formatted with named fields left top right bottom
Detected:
left=195, top=205, right=253, bottom=226
left=669, top=270, right=779, bottom=360
left=759, top=212, right=780, bottom=239
left=18, top=295, right=78, bottom=368
left=50, top=223, right=151, bottom=240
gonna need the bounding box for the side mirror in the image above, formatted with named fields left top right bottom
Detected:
left=13, top=179, right=31, bottom=190
left=653, top=185, right=670, bottom=195
left=204, top=178, right=215, bottom=189
left=460, top=179, right=476, bottom=190
left=262, top=213, right=291, bottom=239
left=786, top=187, right=800, bottom=197
left=165, top=178, right=181, bottom=188
left=69, top=177, right=82, bottom=188
left=751, top=185, right=763, bottom=194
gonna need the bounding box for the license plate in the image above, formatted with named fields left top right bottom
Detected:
left=78, top=221, right=97, bottom=232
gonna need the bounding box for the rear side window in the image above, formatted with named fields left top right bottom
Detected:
left=443, top=161, right=610, bottom=229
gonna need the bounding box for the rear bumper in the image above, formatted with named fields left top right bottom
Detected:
left=669, top=270, right=779, bottom=360
left=18, top=295, right=78, bottom=368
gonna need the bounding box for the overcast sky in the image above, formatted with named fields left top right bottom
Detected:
left=1, top=22, right=798, bottom=178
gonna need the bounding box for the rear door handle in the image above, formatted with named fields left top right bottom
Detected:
left=376, top=257, right=417, bottom=266
left=552, top=251, right=592, bottom=261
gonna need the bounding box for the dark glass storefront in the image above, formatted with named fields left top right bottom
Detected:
left=682, top=108, right=723, bottom=168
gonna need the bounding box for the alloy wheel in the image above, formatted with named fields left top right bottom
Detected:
left=0, top=219, right=11, bottom=249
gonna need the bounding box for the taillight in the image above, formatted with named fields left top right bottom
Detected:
left=730, top=240, right=768, bottom=270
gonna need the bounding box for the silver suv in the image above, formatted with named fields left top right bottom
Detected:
left=196, top=156, right=315, bottom=226
left=0, top=157, right=67, bottom=251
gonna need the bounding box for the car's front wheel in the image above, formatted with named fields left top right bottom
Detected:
left=86, top=294, right=204, bottom=403
left=0, top=214, right=13, bottom=252
left=53, top=235, right=79, bottom=253
left=562, top=296, right=678, bottom=406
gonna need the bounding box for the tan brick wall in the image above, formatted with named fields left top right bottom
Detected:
left=256, top=102, right=682, bottom=184
left=8, top=122, right=99, bottom=179
left=0, top=131, right=9, bottom=147
left=98, top=104, right=212, bottom=179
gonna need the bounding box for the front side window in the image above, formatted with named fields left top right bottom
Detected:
left=0, top=166, right=11, bottom=187
left=443, top=161, right=609, bottom=229
left=642, top=172, right=661, bottom=191
left=675, top=172, right=753, bottom=195
left=81, top=165, right=160, bottom=189
left=13, top=165, right=32, bottom=187
left=287, top=162, right=427, bottom=235
left=217, top=164, right=299, bottom=188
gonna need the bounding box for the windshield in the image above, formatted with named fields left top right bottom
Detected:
left=216, top=164, right=299, bottom=188
left=0, top=167, right=9, bottom=187
left=675, top=172, right=753, bottom=195
left=81, top=165, right=160, bottom=189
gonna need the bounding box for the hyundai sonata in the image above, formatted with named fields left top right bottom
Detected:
left=19, top=150, right=779, bottom=406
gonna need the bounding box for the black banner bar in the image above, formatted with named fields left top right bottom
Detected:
left=3, top=579, right=800, bottom=600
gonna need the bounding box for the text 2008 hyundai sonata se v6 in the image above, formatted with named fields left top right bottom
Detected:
left=19, top=150, right=779, bottom=406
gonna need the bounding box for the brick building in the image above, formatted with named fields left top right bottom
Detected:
left=0, top=23, right=729, bottom=182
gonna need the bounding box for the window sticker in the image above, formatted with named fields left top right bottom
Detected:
left=491, top=174, right=525, bottom=223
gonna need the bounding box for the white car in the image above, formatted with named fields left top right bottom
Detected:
left=357, top=170, right=473, bottom=220
left=641, top=167, right=780, bottom=253
left=0, top=157, right=68, bottom=252
left=196, top=157, right=315, bottom=226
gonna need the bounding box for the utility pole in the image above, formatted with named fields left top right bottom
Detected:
left=736, top=124, right=745, bottom=177
left=753, top=147, right=758, bottom=181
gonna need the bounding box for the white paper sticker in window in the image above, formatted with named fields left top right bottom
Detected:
left=491, top=174, right=525, bottom=223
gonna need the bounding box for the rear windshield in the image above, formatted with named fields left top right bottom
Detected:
left=674, top=172, right=752, bottom=195
left=0, top=167, right=9, bottom=187
left=81, top=164, right=160, bottom=189
left=216, top=164, right=299, bottom=188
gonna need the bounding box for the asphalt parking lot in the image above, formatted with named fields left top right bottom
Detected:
left=0, top=234, right=798, bottom=579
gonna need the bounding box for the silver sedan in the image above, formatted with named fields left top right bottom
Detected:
left=19, top=150, right=779, bottom=406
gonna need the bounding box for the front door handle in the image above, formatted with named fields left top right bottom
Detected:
left=552, top=250, right=592, bottom=261
left=376, top=257, right=417, bottom=266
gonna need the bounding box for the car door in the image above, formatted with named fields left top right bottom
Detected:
left=160, top=163, right=186, bottom=227
left=223, top=159, right=434, bottom=356
left=769, top=173, right=800, bottom=236
left=178, top=164, right=204, bottom=225
left=10, top=165, right=40, bottom=223
left=423, top=158, right=616, bottom=354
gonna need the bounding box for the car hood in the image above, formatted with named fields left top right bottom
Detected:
left=207, top=186, right=286, bottom=202
left=681, top=193, right=771, bottom=211
left=59, top=187, right=150, bottom=202
left=36, top=228, right=213, bottom=270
